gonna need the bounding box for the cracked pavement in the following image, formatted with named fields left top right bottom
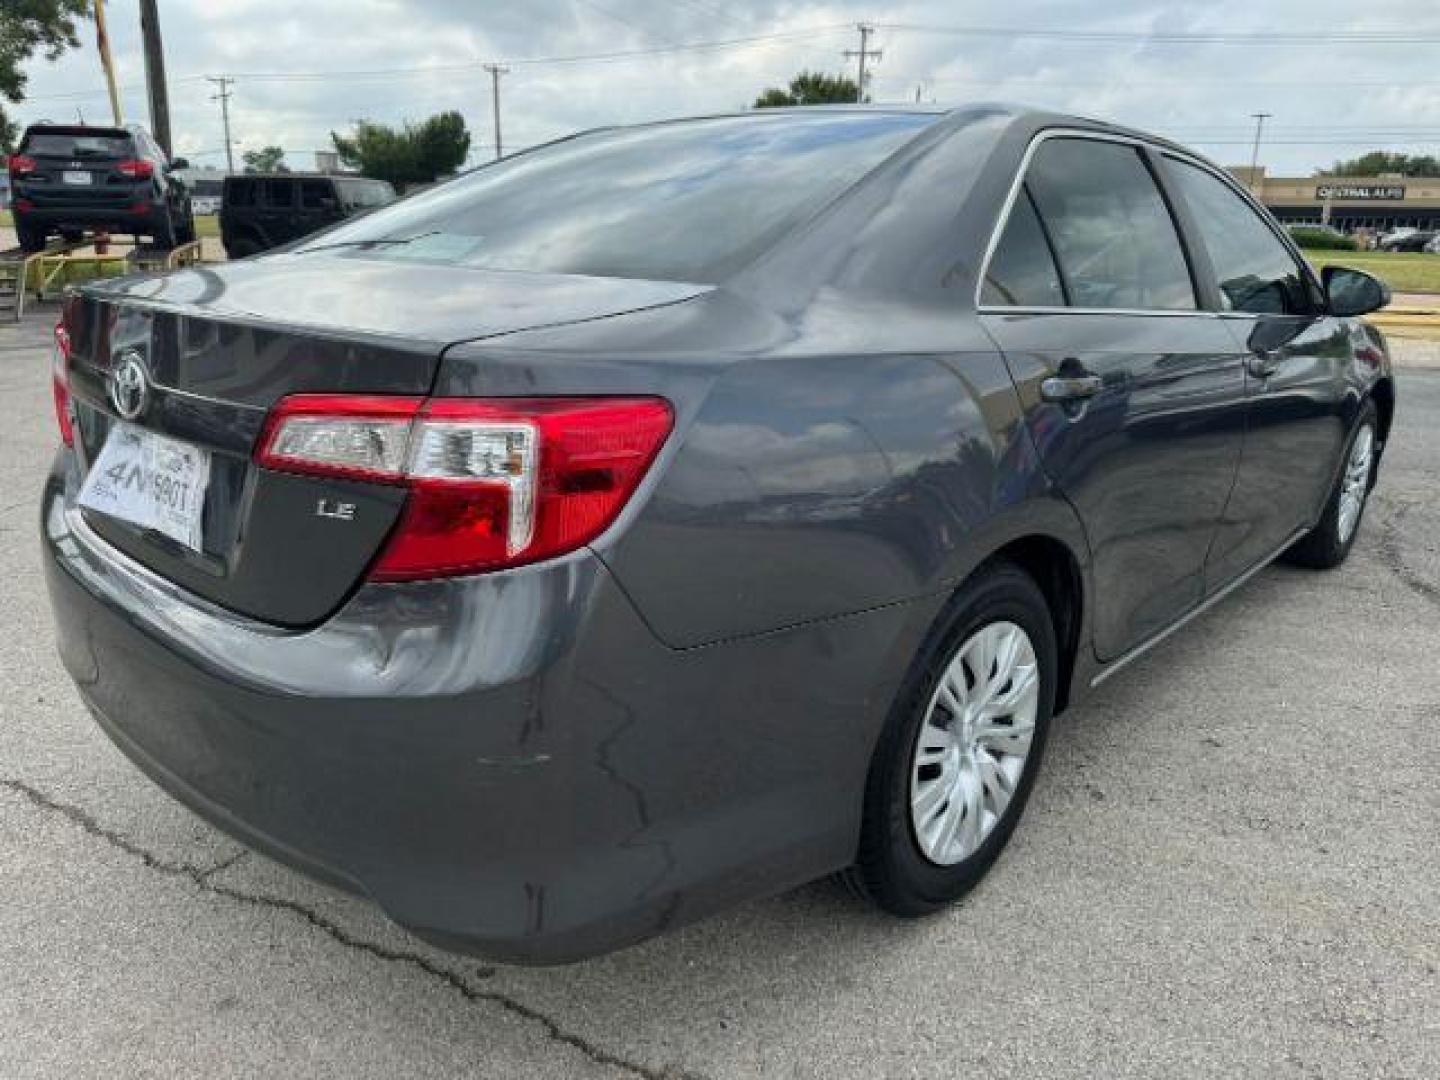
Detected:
left=2, top=307, right=1438, bottom=1078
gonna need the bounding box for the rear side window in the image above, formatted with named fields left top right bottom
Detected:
left=226, top=179, right=255, bottom=207
left=982, top=190, right=1066, bottom=306
left=1164, top=158, right=1319, bottom=316
left=22, top=131, right=132, bottom=158
left=1024, top=138, right=1196, bottom=311
left=262, top=179, right=295, bottom=209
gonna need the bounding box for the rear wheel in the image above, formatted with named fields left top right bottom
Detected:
left=1283, top=401, right=1378, bottom=570
left=16, top=220, right=48, bottom=253
left=847, top=561, right=1057, bottom=916
left=152, top=210, right=178, bottom=249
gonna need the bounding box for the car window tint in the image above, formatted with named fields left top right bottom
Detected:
left=22, top=132, right=132, bottom=158
left=982, top=188, right=1066, bottom=306
left=1164, top=158, right=1317, bottom=315
left=1025, top=138, right=1196, bottom=311
left=262, top=179, right=295, bottom=209
left=300, top=180, right=333, bottom=209
left=294, top=112, right=937, bottom=283
left=226, top=179, right=255, bottom=207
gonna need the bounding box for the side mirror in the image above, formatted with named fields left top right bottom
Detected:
left=1324, top=265, right=1390, bottom=317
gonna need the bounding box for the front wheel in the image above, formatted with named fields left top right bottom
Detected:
left=847, top=561, right=1057, bottom=916
left=1283, top=401, right=1378, bottom=569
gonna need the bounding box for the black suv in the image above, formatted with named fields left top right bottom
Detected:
left=220, top=174, right=395, bottom=258
left=8, top=123, right=194, bottom=251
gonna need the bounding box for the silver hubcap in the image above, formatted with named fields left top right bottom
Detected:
left=1337, top=423, right=1374, bottom=545
left=910, top=621, right=1039, bottom=867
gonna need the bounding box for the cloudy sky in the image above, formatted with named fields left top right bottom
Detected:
left=15, top=0, right=1440, bottom=176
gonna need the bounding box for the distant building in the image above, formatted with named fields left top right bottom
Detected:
left=314, top=151, right=340, bottom=174
left=1233, top=165, right=1440, bottom=231
left=175, top=165, right=229, bottom=214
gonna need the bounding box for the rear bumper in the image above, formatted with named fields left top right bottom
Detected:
left=15, top=204, right=165, bottom=234
left=41, top=456, right=905, bottom=962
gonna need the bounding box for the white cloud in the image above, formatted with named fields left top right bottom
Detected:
left=16, top=0, right=1440, bottom=175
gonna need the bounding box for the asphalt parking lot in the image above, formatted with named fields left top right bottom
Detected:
left=1, top=304, right=1436, bottom=1079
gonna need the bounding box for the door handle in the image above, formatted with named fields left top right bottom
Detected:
left=1247, top=349, right=1283, bottom=378
left=1040, top=371, right=1104, bottom=403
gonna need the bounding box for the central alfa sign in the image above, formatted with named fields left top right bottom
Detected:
left=1315, top=183, right=1407, bottom=200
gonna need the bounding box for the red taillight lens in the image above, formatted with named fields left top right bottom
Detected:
left=9, top=154, right=36, bottom=176
left=116, top=159, right=154, bottom=179
left=52, top=322, right=75, bottom=447
left=256, top=395, right=674, bottom=580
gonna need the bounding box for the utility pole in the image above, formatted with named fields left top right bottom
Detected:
left=93, top=0, right=123, bottom=125
left=843, top=24, right=881, bottom=103
left=207, top=76, right=236, bottom=174
left=139, top=0, right=173, bottom=157
left=1248, top=112, right=1272, bottom=193
left=483, top=63, right=509, bottom=161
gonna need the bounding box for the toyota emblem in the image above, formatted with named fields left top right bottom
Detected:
left=109, top=351, right=151, bottom=421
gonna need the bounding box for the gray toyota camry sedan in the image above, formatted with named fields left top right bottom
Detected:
left=43, top=105, right=1394, bottom=963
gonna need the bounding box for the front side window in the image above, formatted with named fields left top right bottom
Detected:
left=981, top=189, right=1066, bottom=307
left=1164, top=158, right=1318, bottom=316
left=1024, top=138, right=1196, bottom=311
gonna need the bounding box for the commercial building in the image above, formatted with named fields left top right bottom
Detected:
left=1232, top=166, right=1440, bottom=231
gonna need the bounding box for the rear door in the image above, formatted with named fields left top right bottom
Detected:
left=1159, top=154, right=1356, bottom=586
left=980, top=134, right=1249, bottom=661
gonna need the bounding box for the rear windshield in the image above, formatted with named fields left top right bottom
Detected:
left=298, top=112, right=936, bottom=282
left=22, top=131, right=132, bottom=158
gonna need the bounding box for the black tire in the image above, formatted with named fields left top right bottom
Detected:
left=226, top=235, right=262, bottom=259
left=847, top=561, right=1058, bottom=916
left=1282, top=400, right=1379, bottom=570
left=59, top=228, right=84, bottom=244
left=15, top=220, right=48, bottom=253
left=152, top=210, right=178, bottom=250
left=176, top=209, right=196, bottom=245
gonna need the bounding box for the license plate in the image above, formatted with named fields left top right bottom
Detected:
left=78, top=423, right=210, bottom=552
left=62, top=170, right=92, bottom=185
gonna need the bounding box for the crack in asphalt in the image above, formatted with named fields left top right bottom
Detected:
left=1377, top=501, right=1440, bottom=608
left=0, top=776, right=703, bottom=1080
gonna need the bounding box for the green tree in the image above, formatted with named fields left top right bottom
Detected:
left=0, top=0, right=92, bottom=152
left=242, top=145, right=288, bottom=173
left=331, top=111, right=471, bottom=191
left=754, top=71, right=863, bottom=108
left=1321, top=151, right=1440, bottom=177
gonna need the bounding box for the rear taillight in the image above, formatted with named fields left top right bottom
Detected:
left=116, top=159, right=154, bottom=179
left=257, top=395, right=674, bottom=580
left=8, top=154, right=36, bottom=177
left=52, top=322, right=74, bottom=448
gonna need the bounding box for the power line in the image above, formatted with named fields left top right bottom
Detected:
left=876, top=22, right=1440, bottom=45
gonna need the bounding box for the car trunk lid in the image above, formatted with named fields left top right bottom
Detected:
left=63, top=253, right=708, bottom=626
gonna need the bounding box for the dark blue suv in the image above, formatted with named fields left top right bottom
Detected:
left=9, top=123, right=195, bottom=251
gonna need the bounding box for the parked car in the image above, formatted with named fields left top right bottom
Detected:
left=7, top=123, right=194, bottom=251
left=1379, top=227, right=1436, bottom=252
left=44, top=106, right=1394, bottom=963
left=220, top=173, right=395, bottom=258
